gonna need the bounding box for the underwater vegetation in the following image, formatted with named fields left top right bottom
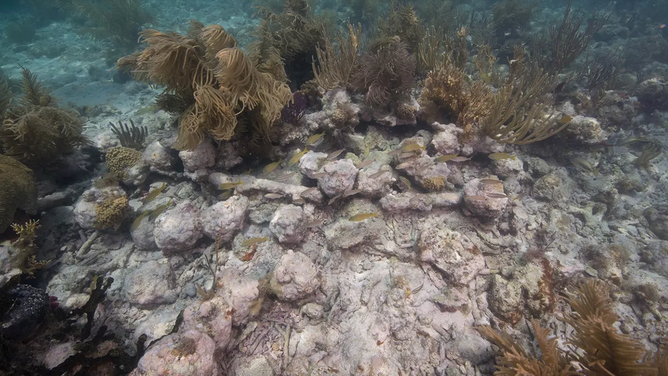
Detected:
left=376, top=1, right=425, bottom=54
left=413, top=0, right=467, bottom=33
left=578, top=52, right=622, bottom=95
left=109, top=119, right=147, bottom=150
left=117, top=21, right=292, bottom=150
left=630, top=139, right=663, bottom=169
left=479, top=280, right=668, bottom=375
left=341, top=0, right=381, bottom=27
left=416, top=24, right=569, bottom=145
left=312, top=22, right=362, bottom=91
left=19, top=0, right=67, bottom=25
left=254, top=0, right=327, bottom=88
left=483, top=61, right=570, bottom=145
left=350, top=37, right=416, bottom=110
left=533, top=1, right=608, bottom=74
left=0, top=68, right=87, bottom=169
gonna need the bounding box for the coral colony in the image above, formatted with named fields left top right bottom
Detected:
left=1, top=0, right=668, bottom=374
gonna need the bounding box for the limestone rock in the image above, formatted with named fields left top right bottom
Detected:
left=143, top=140, right=174, bottom=171
left=216, top=268, right=259, bottom=325
left=123, top=260, right=178, bottom=307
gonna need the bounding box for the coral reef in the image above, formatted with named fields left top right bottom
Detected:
left=5, top=0, right=668, bottom=375
left=74, top=185, right=128, bottom=230
left=4, top=219, right=49, bottom=278
left=1, top=284, right=50, bottom=340
left=419, top=61, right=492, bottom=140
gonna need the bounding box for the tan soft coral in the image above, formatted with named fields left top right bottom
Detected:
left=418, top=64, right=492, bottom=141
left=118, top=21, right=292, bottom=150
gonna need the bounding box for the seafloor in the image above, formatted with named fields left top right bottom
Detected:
left=1, top=0, right=668, bottom=375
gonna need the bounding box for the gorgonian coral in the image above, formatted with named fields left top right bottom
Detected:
left=118, top=21, right=292, bottom=150
left=350, top=38, right=416, bottom=109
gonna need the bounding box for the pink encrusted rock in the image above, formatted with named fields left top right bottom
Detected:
left=130, top=330, right=219, bottom=376
left=356, top=164, right=395, bottom=198
left=298, top=151, right=328, bottom=179
left=269, top=204, right=305, bottom=244
left=431, top=122, right=462, bottom=155
left=317, top=159, right=358, bottom=197
left=216, top=268, right=259, bottom=325
left=490, top=155, right=523, bottom=179
left=179, top=140, right=216, bottom=172
left=271, top=250, right=320, bottom=301
left=143, top=140, right=175, bottom=171
left=201, top=195, right=249, bottom=242
left=418, top=227, right=485, bottom=285
left=563, top=115, right=607, bottom=144
left=182, top=296, right=233, bottom=352
left=42, top=342, right=76, bottom=370
left=154, top=201, right=202, bottom=255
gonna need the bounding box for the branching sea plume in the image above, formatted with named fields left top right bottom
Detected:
left=312, top=22, right=362, bottom=90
